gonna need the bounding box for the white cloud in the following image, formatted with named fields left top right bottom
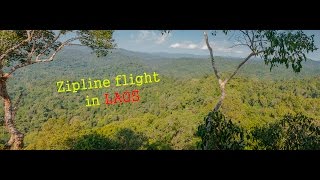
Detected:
left=170, top=43, right=181, bottom=48
left=188, top=44, right=198, bottom=49
left=216, top=47, right=232, bottom=53
left=170, top=40, right=248, bottom=55
left=200, top=44, right=208, bottom=50
left=135, top=30, right=170, bottom=44
left=235, top=50, right=244, bottom=54
left=170, top=42, right=199, bottom=49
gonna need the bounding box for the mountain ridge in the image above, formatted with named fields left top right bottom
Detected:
left=23, top=46, right=317, bottom=81
left=64, top=46, right=320, bottom=63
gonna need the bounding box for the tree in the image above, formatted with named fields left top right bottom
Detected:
left=204, top=30, right=317, bottom=111
left=197, top=111, right=245, bottom=150
left=251, top=113, right=320, bottom=150
left=202, top=30, right=317, bottom=149
left=161, top=30, right=317, bottom=109
left=0, top=30, right=115, bottom=149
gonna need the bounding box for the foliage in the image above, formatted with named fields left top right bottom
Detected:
left=251, top=113, right=320, bottom=150
left=0, top=47, right=319, bottom=150
left=69, top=128, right=148, bottom=150
left=0, top=30, right=115, bottom=67
left=197, top=111, right=320, bottom=150
left=212, top=30, right=318, bottom=73
left=77, top=30, right=115, bottom=57
left=197, top=111, right=246, bottom=150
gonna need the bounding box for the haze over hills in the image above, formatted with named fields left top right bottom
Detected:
left=62, top=46, right=256, bottom=60
left=68, top=46, right=320, bottom=63
left=107, top=47, right=320, bottom=61
left=51, top=46, right=320, bottom=80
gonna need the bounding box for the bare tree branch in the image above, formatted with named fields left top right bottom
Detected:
left=35, top=42, right=68, bottom=62
left=235, top=35, right=251, bottom=49
left=204, top=31, right=228, bottom=113
left=4, top=37, right=81, bottom=77
left=225, top=52, right=255, bottom=83
left=244, top=30, right=252, bottom=45
left=229, top=43, right=249, bottom=48
left=36, top=36, right=80, bottom=61
left=250, top=30, right=255, bottom=48
left=222, top=31, right=267, bottom=84
left=241, top=32, right=251, bottom=49
left=68, top=43, right=87, bottom=46
left=204, top=31, right=221, bottom=80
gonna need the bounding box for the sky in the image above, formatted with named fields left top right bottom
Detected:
left=113, top=30, right=320, bottom=61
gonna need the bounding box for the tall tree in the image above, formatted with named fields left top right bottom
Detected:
left=0, top=30, right=115, bottom=149
left=202, top=30, right=317, bottom=149
left=204, top=30, right=317, bottom=111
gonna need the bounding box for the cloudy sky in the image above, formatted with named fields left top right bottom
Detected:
left=113, top=30, right=320, bottom=61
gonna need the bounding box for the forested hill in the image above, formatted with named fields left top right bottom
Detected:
left=0, top=47, right=319, bottom=150
left=105, top=47, right=320, bottom=79
left=12, top=46, right=320, bottom=80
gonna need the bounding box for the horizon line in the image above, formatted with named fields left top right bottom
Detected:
left=64, top=46, right=320, bottom=62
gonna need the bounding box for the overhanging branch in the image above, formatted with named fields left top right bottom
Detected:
left=35, top=36, right=81, bottom=62
left=5, top=36, right=81, bottom=77
left=0, top=30, right=34, bottom=62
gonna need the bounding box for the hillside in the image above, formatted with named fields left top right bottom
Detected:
left=0, top=47, right=319, bottom=149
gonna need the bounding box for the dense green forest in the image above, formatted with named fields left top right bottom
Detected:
left=0, top=47, right=319, bottom=150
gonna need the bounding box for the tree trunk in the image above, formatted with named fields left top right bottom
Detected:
left=213, top=80, right=226, bottom=112
left=213, top=93, right=225, bottom=112
left=204, top=80, right=226, bottom=150
left=0, top=78, right=24, bottom=150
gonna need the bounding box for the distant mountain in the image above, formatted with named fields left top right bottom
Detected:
left=64, top=46, right=320, bottom=63
left=149, top=52, right=209, bottom=59
left=46, top=46, right=320, bottom=80
left=109, top=48, right=209, bottom=60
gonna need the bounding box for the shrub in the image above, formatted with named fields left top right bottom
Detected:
left=251, top=113, right=320, bottom=150
left=197, top=111, right=246, bottom=150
